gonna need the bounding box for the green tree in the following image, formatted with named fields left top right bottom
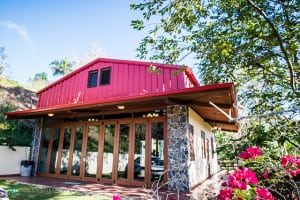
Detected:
left=27, top=72, right=49, bottom=91
left=49, top=57, right=72, bottom=76
left=130, top=0, right=299, bottom=155
left=33, top=72, right=48, bottom=81
left=0, top=104, right=33, bottom=149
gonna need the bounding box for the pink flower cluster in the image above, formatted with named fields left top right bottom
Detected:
left=218, top=169, right=276, bottom=200
left=218, top=188, right=233, bottom=200
left=217, top=146, right=280, bottom=200
left=255, top=187, right=275, bottom=200
left=217, top=147, right=300, bottom=199
left=239, top=146, right=263, bottom=160
left=113, top=194, right=122, bottom=200
left=228, top=168, right=258, bottom=190
left=218, top=168, right=261, bottom=199
left=281, top=155, right=300, bottom=177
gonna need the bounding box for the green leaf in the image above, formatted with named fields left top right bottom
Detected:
left=131, top=20, right=145, bottom=30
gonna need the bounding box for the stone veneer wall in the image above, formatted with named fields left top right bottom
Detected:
left=30, top=118, right=42, bottom=176
left=167, top=105, right=191, bottom=191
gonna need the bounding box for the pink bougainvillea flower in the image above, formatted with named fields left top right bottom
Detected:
left=113, top=194, right=122, bottom=200
left=217, top=188, right=233, bottom=200
left=238, top=151, right=249, bottom=160
left=292, top=156, right=300, bottom=166
left=238, top=146, right=263, bottom=160
left=228, top=168, right=258, bottom=190
left=297, top=156, right=300, bottom=164
left=256, top=187, right=275, bottom=200
left=228, top=175, right=247, bottom=190
left=289, top=169, right=300, bottom=177
left=281, top=155, right=293, bottom=167
left=262, top=171, right=269, bottom=179
left=281, top=155, right=300, bottom=177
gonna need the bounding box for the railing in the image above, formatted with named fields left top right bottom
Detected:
left=218, top=159, right=242, bottom=171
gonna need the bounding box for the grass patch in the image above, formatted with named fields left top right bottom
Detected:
left=0, top=180, right=111, bottom=200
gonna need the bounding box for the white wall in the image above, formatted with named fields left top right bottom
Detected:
left=0, top=146, right=30, bottom=175
left=188, top=107, right=219, bottom=188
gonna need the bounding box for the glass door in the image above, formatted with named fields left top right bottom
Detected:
left=37, top=128, right=50, bottom=176
left=69, top=126, right=84, bottom=180
left=48, top=127, right=61, bottom=177
left=82, top=124, right=100, bottom=181
left=150, top=120, right=166, bottom=184
left=57, top=127, right=72, bottom=178
left=116, top=122, right=131, bottom=184
left=101, top=123, right=116, bottom=183
left=132, top=122, right=147, bottom=186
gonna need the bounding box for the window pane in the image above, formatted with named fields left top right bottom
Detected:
left=201, top=131, right=206, bottom=159
left=60, top=128, right=71, bottom=175
left=189, top=125, right=195, bottom=161
left=49, top=128, right=60, bottom=174
left=38, top=128, right=50, bottom=173
left=102, top=124, right=115, bottom=179
left=88, top=70, right=98, bottom=88
left=71, top=127, right=83, bottom=176
left=100, top=67, right=111, bottom=85
left=85, top=125, right=100, bottom=178
left=117, top=124, right=130, bottom=180
left=134, top=123, right=146, bottom=182
left=151, top=122, right=164, bottom=182
left=211, top=137, right=214, bottom=158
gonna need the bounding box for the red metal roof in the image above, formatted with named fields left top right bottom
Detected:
left=36, top=58, right=199, bottom=109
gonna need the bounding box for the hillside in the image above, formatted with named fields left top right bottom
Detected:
left=0, top=77, right=37, bottom=112
left=0, top=77, right=38, bottom=147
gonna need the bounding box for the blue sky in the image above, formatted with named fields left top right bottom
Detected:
left=0, top=0, right=153, bottom=84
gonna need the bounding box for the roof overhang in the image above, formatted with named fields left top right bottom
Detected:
left=6, top=83, right=239, bottom=132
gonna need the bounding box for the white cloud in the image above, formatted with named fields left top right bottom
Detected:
left=0, top=20, right=36, bottom=51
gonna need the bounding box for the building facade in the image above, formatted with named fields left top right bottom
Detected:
left=6, top=58, right=238, bottom=191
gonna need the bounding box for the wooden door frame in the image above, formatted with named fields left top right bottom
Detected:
left=36, top=127, right=51, bottom=177
left=96, top=121, right=105, bottom=182
left=37, top=116, right=168, bottom=187
left=130, top=118, right=149, bottom=187
left=147, top=117, right=168, bottom=187
left=115, top=119, right=133, bottom=186
left=69, top=123, right=87, bottom=181
left=56, top=124, right=73, bottom=179
left=99, top=120, right=117, bottom=184
left=47, top=126, right=63, bottom=178
left=81, top=122, right=101, bottom=182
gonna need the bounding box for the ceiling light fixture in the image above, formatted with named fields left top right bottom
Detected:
left=117, top=105, right=125, bottom=110
left=48, top=113, right=54, bottom=117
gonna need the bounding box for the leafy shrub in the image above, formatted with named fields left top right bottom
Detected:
left=0, top=104, right=33, bottom=150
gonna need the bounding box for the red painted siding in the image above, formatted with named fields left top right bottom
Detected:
left=37, top=58, right=199, bottom=108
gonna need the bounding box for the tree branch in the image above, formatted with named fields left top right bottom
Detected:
left=176, top=51, right=192, bottom=63
left=210, top=101, right=300, bottom=122
left=246, top=0, right=296, bottom=91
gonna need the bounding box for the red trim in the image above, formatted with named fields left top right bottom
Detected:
left=6, top=83, right=234, bottom=117
left=185, top=67, right=200, bottom=86
left=38, top=58, right=196, bottom=94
